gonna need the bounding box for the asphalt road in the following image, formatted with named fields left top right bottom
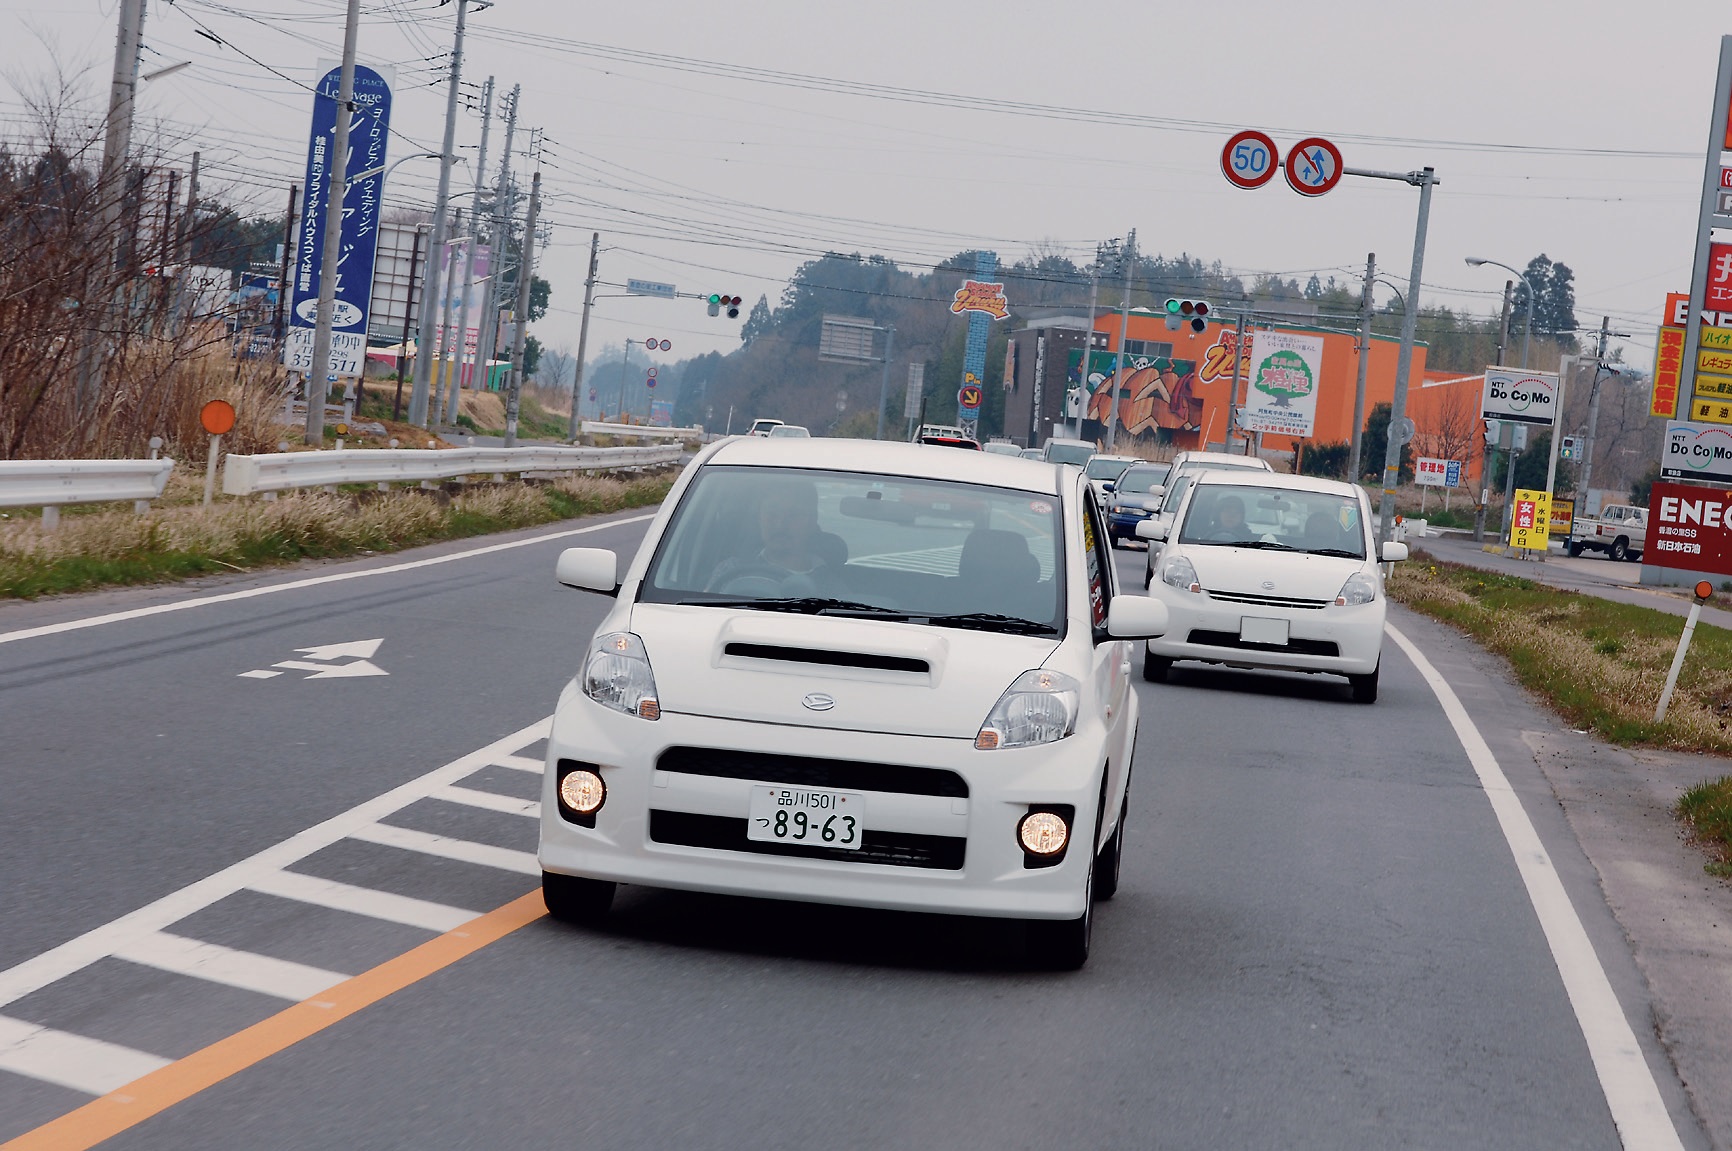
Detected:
left=0, top=515, right=1709, bottom=1149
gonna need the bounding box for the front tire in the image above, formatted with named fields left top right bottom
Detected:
left=1094, top=794, right=1127, bottom=901
left=1026, top=855, right=1093, bottom=971
left=1142, top=651, right=1171, bottom=682
left=1610, top=536, right=1630, bottom=562
left=1349, top=662, right=1380, bottom=704
left=1566, top=541, right=1583, bottom=557
left=542, top=871, right=616, bottom=925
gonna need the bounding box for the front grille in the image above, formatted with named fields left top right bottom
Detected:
left=657, top=746, right=968, bottom=798
left=1187, top=629, right=1341, bottom=657
left=1206, top=590, right=1330, bottom=610
left=649, top=810, right=966, bottom=870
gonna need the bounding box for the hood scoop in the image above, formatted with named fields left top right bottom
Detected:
left=722, top=642, right=929, bottom=675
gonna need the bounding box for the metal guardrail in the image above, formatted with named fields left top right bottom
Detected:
left=222, top=443, right=683, bottom=496
left=580, top=421, right=705, bottom=440
left=0, top=459, right=176, bottom=517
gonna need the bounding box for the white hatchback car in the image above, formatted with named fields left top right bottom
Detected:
left=1139, top=472, right=1406, bottom=702
left=540, top=437, right=1167, bottom=969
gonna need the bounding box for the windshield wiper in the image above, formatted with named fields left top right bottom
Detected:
left=1306, top=547, right=1366, bottom=559
left=1189, top=538, right=1296, bottom=550
left=924, top=612, right=1059, bottom=636
left=679, top=596, right=909, bottom=619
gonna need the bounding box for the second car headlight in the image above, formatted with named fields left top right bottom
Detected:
left=1160, top=553, right=1201, bottom=592
left=976, top=669, right=1081, bottom=750
left=583, top=631, right=660, bottom=719
left=1336, top=571, right=1379, bottom=606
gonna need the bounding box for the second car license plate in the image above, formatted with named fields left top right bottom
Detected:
left=1240, top=616, right=1290, bottom=645
left=747, top=786, right=865, bottom=850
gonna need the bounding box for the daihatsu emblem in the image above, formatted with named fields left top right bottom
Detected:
left=802, top=692, right=836, bottom=712
left=1260, top=580, right=1276, bottom=591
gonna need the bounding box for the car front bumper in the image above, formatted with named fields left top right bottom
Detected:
left=1144, top=584, right=1385, bottom=676
left=538, top=685, right=1112, bottom=920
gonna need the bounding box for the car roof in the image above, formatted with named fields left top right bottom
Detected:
left=1172, top=450, right=1272, bottom=469
left=1121, top=461, right=1169, bottom=473
left=708, top=435, right=1062, bottom=493
left=1046, top=437, right=1093, bottom=448
left=1191, top=470, right=1364, bottom=498
left=1089, top=454, right=1138, bottom=465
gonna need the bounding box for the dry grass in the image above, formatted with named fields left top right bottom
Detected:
left=0, top=471, right=674, bottom=598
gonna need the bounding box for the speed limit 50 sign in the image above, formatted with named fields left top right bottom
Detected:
left=1222, top=130, right=1279, bottom=190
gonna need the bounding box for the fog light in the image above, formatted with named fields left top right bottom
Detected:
left=559, top=769, right=606, bottom=815
left=1018, top=810, right=1069, bottom=855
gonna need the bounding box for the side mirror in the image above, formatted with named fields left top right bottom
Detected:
left=1102, top=481, right=1115, bottom=493
left=1149, top=485, right=1166, bottom=499
left=556, top=547, right=620, bottom=595
left=1106, top=595, right=1168, bottom=639
left=1379, top=541, right=1409, bottom=562
left=1135, top=519, right=1168, bottom=542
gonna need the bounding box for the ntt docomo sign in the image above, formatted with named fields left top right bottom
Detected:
left=1646, top=480, right=1732, bottom=577
left=1480, top=368, right=1559, bottom=426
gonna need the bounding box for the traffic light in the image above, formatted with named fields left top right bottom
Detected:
left=708, top=293, right=743, bottom=319
left=1164, top=298, right=1211, bottom=333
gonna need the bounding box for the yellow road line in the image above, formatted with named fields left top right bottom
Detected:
left=2, top=892, right=546, bottom=1151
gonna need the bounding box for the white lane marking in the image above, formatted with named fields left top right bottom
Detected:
left=236, top=670, right=282, bottom=679
left=0, top=716, right=551, bottom=1011
left=493, top=753, right=547, bottom=774
left=429, top=784, right=539, bottom=818
left=245, top=870, right=476, bottom=934
left=1386, top=624, right=1685, bottom=1151
left=348, top=822, right=540, bottom=876
left=0, top=513, right=656, bottom=647
left=0, top=1015, right=170, bottom=1096
left=111, top=933, right=347, bottom=1002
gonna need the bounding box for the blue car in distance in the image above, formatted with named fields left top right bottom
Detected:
left=1107, top=462, right=1172, bottom=547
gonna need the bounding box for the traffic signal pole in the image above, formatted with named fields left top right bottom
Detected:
left=1348, top=254, right=1374, bottom=482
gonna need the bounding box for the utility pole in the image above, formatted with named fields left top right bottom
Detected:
left=432, top=208, right=463, bottom=424
left=393, top=225, right=425, bottom=420
left=304, top=0, right=362, bottom=445
left=273, top=184, right=297, bottom=350
left=1475, top=281, right=1514, bottom=543
left=468, top=84, right=519, bottom=413
left=1348, top=254, right=1375, bottom=482
left=1579, top=316, right=1619, bottom=505
left=74, top=0, right=147, bottom=417
left=503, top=171, right=539, bottom=448
left=1105, top=229, right=1135, bottom=452
left=167, top=151, right=199, bottom=336
left=449, top=75, right=494, bottom=422
left=1074, top=241, right=1109, bottom=441
left=615, top=340, right=632, bottom=421
left=875, top=325, right=896, bottom=440
left=409, top=0, right=469, bottom=428
left=567, top=231, right=599, bottom=441
left=1375, top=167, right=1438, bottom=546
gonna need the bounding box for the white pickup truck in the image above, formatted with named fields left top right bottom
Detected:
left=1567, top=503, right=1646, bottom=561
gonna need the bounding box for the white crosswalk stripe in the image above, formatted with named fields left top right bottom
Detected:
left=0, top=1014, right=170, bottom=1096
left=348, top=822, right=541, bottom=876
left=246, top=870, right=477, bottom=934
left=430, top=784, right=539, bottom=818
left=111, top=932, right=349, bottom=1002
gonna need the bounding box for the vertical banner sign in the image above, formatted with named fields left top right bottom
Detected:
left=950, top=251, right=1001, bottom=432
left=1240, top=331, right=1324, bottom=437
left=904, top=362, right=925, bottom=420
left=285, top=64, right=393, bottom=377
left=1030, top=335, right=1046, bottom=441
left=1652, top=300, right=1686, bottom=419
left=1508, top=488, right=1551, bottom=550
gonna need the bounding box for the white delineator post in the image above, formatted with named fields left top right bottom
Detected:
left=202, top=434, right=222, bottom=509
left=1655, top=581, right=1714, bottom=723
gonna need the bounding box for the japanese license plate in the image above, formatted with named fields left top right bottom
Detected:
left=1240, top=616, right=1290, bottom=645
left=747, top=786, right=865, bottom=850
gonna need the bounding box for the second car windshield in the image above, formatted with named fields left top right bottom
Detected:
left=1084, top=457, right=1132, bottom=480
left=1177, top=484, right=1366, bottom=557
left=1116, top=467, right=1168, bottom=494
left=640, top=466, right=1066, bottom=633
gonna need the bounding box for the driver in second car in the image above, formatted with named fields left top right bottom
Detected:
left=706, top=480, right=831, bottom=592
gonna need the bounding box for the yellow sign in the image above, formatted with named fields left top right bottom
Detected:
left=1549, top=497, right=1574, bottom=537
left=1690, top=396, right=1732, bottom=425
left=1701, top=325, right=1732, bottom=351
left=1509, top=488, right=1551, bottom=551
left=1694, top=371, right=1732, bottom=399
left=1700, top=350, right=1732, bottom=376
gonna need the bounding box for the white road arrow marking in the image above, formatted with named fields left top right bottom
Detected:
left=294, top=638, right=383, bottom=661
left=239, top=638, right=389, bottom=680
left=270, top=658, right=388, bottom=679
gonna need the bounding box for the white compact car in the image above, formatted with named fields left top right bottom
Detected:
left=1138, top=472, right=1406, bottom=702
left=540, top=437, right=1168, bottom=969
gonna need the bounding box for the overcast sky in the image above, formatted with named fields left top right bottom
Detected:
left=3, top=0, right=1727, bottom=375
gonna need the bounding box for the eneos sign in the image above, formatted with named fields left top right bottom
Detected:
left=1481, top=368, right=1558, bottom=426
left=1644, top=480, right=1732, bottom=577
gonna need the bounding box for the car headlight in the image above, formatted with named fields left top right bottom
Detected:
left=1160, top=553, right=1201, bottom=593
left=1336, top=571, right=1379, bottom=606
left=583, top=631, right=660, bottom=719
left=976, top=669, right=1081, bottom=750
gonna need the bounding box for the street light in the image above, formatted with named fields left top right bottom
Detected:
left=346, top=150, right=445, bottom=191
left=1464, top=257, right=1533, bottom=370
left=1466, top=257, right=1538, bottom=542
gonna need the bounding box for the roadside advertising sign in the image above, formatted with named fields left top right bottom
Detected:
left=1550, top=498, right=1574, bottom=537
left=1508, top=488, right=1551, bottom=550
left=1652, top=323, right=1686, bottom=419
left=1688, top=396, right=1732, bottom=426
left=1662, top=420, right=1732, bottom=482
left=1240, top=331, right=1324, bottom=437
left=1480, top=367, right=1559, bottom=426
left=904, top=362, right=925, bottom=419
left=1677, top=40, right=1732, bottom=430
left=949, top=280, right=1009, bottom=320
left=1644, top=480, right=1732, bottom=577
left=284, top=63, right=393, bottom=378
left=1415, top=457, right=1450, bottom=487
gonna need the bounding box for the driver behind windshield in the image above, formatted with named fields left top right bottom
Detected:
left=707, top=479, right=831, bottom=592
left=1204, top=494, right=1254, bottom=543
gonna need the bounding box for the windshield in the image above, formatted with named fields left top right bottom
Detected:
left=1177, top=483, right=1366, bottom=557
left=1084, top=457, right=1133, bottom=480
left=1116, top=465, right=1169, bottom=494
left=1046, top=442, right=1094, bottom=466
left=641, top=466, right=1066, bottom=634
